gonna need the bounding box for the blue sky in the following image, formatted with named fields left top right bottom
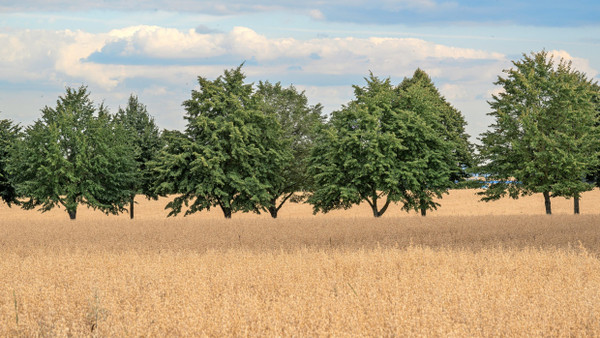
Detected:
left=1, top=0, right=599, bottom=141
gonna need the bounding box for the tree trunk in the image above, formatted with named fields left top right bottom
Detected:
left=222, top=207, right=232, bottom=219
left=130, top=195, right=135, bottom=219
left=67, top=208, right=77, bottom=220
left=420, top=207, right=427, bottom=216
left=65, top=195, right=77, bottom=220
left=574, top=195, right=580, bottom=215
left=371, top=205, right=381, bottom=218
left=543, top=191, right=552, bottom=215
left=370, top=194, right=381, bottom=217
left=268, top=206, right=278, bottom=219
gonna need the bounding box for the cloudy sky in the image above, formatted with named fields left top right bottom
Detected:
left=1, top=0, right=599, bottom=142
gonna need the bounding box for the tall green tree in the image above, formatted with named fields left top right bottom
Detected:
left=397, top=69, right=473, bottom=215
left=0, top=115, right=20, bottom=206
left=114, top=95, right=162, bottom=219
left=9, top=86, right=135, bottom=219
left=478, top=51, right=600, bottom=215
left=398, top=69, right=473, bottom=180
left=255, top=81, right=324, bottom=218
left=585, top=81, right=600, bottom=210
left=153, top=66, right=290, bottom=218
left=307, top=73, right=452, bottom=217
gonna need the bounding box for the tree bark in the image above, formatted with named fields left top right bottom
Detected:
left=268, top=206, right=278, bottom=219
left=67, top=208, right=77, bottom=220
left=419, top=198, right=427, bottom=216
left=378, top=197, right=392, bottom=217
left=370, top=194, right=381, bottom=217
left=130, top=195, right=135, bottom=219
left=543, top=191, right=552, bottom=215
left=574, top=195, right=580, bottom=215
left=65, top=195, right=77, bottom=220
left=222, top=207, right=232, bottom=219
left=371, top=205, right=381, bottom=218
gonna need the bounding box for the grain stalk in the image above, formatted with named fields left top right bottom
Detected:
left=13, top=290, right=18, bottom=326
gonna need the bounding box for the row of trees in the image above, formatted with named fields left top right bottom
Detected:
left=0, top=51, right=598, bottom=219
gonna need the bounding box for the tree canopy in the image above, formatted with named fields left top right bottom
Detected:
left=396, top=69, right=472, bottom=215
left=477, top=51, right=600, bottom=214
left=9, top=86, right=136, bottom=219
left=307, top=73, right=453, bottom=217
left=114, top=94, right=163, bottom=219
left=398, top=69, right=473, bottom=180
left=0, top=115, right=20, bottom=206
left=153, top=66, right=290, bottom=218
left=254, top=81, right=325, bottom=218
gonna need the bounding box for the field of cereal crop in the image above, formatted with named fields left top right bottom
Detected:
left=1, top=189, right=600, bottom=336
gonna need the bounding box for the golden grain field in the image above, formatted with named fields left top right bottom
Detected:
left=1, top=190, right=600, bottom=336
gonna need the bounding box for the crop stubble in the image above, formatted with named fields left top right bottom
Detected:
left=1, top=189, right=600, bottom=336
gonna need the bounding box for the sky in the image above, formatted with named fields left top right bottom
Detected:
left=0, top=0, right=599, bottom=142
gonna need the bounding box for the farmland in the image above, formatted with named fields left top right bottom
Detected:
left=1, top=189, right=600, bottom=336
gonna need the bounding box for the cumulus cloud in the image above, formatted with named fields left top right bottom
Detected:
left=0, top=26, right=508, bottom=120
left=0, top=25, right=558, bottom=140
left=81, top=26, right=505, bottom=76
left=549, top=49, right=598, bottom=78
left=0, top=25, right=511, bottom=91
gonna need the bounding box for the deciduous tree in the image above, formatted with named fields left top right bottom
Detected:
left=114, top=95, right=162, bottom=219
left=0, top=115, right=20, bottom=206
left=153, top=66, right=290, bottom=218
left=397, top=69, right=472, bottom=215
left=255, top=81, right=324, bottom=218
left=478, top=51, right=600, bottom=214
left=9, top=86, right=135, bottom=219
left=308, top=74, right=452, bottom=217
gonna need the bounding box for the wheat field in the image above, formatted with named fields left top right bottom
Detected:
left=1, top=189, right=600, bottom=336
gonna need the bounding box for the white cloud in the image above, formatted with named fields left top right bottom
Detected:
left=294, top=85, right=355, bottom=114
left=105, top=25, right=226, bottom=59
left=309, top=9, right=325, bottom=20
left=0, top=25, right=507, bottom=90
left=0, top=25, right=510, bottom=139
left=549, top=50, right=598, bottom=79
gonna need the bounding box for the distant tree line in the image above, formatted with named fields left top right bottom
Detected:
left=0, top=51, right=598, bottom=219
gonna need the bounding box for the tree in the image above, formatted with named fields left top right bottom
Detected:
left=397, top=69, right=473, bottom=215
left=584, top=81, right=600, bottom=211
left=153, top=66, right=290, bottom=218
left=0, top=115, right=20, bottom=206
left=477, top=51, right=600, bottom=215
left=254, top=81, right=325, bottom=218
left=9, top=86, right=135, bottom=219
left=114, top=95, right=163, bottom=219
left=307, top=73, right=452, bottom=217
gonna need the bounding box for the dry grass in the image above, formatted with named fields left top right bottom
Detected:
left=1, top=189, right=600, bottom=336
left=2, top=188, right=600, bottom=221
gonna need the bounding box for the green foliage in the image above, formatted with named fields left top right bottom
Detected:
left=8, top=86, right=136, bottom=219
left=398, top=69, right=473, bottom=180
left=585, top=82, right=600, bottom=186
left=396, top=69, right=472, bottom=214
left=153, top=66, right=291, bottom=218
left=307, top=73, right=452, bottom=217
left=114, top=95, right=163, bottom=218
left=254, top=81, right=325, bottom=218
left=0, top=115, right=20, bottom=206
left=477, top=51, right=600, bottom=214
